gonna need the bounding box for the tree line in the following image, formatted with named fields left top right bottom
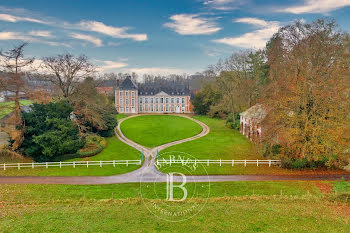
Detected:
left=192, top=18, right=350, bottom=169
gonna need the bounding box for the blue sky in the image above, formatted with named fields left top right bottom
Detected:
left=0, top=0, right=350, bottom=75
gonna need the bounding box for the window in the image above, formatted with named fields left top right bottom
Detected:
left=171, top=98, right=174, bottom=103
left=139, top=105, right=143, bottom=111
left=151, top=105, right=153, bottom=112
left=126, top=99, right=129, bottom=105
left=150, top=98, right=153, bottom=103
left=120, top=91, right=123, bottom=96
left=171, top=105, right=174, bottom=112
left=132, top=99, right=135, bottom=105
left=176, top=98, right=179, bottom=103
left=160, top=105, right=163, bottom=111
left=126, top=107, right=129, bottom=112
left=156, top=105, right=158, bottom=112
left=145, top=98, right=148, bottom=104
left=182, top=98, right=185, bottom=104
left=120, top=107, right=123, bottom=112
left=131, top=91, right=135, bottom=97
left=126, top=92, right=129, bottom=96
left=166, top=98, right=169, bottom=103
left=160, top=98, right=164, bottom=103
left=119, top=98, right=123, bottom=105
left=166, top=105, right=168, bottom=112
left=140, top=98, right=143, bottom=103
left=155, top=98, right=158, bottom=103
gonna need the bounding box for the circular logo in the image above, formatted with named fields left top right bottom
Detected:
left=140, top=151, right=210, bottom=222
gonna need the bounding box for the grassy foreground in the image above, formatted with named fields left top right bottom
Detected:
left=120, top=115, right=202, bottom=148
left=0, top=181, right=349, bottom=232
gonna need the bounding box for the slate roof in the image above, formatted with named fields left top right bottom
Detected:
left=118, top=76, right=138, bottom=90
left=138, top=83, right=190, bottom=96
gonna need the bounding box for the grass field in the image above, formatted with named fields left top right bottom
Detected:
left=0, top=181, right=349, bottom=232
left=0, top=100, right=33, bottom=119
left=120, top=115, right=203, bottom=148
left=160, top=116, right=350, bottom=175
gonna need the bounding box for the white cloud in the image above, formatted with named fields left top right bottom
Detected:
left=97, top=60, right=128, bottom=72
left=213, top=18, right=280, bottom=49
left=164, top=14, right=221, bottom=35
left=127, top=67, right=186, bottom=76
left=0, top=13, right=46, bottom=24
left=71, top=33, right=103, bottom=46
left=203, top=0, right=240, bottom=10
left=0, top=11, right=148, bottom=42
left=28, top=30, right=53, bottom=38
left=278, top=0, right=350, bottom=14
left=0, top=31, right=30, bottom=40
left=234, top=18, right=269, bottom=27
left=0, top=31, right=70, bottom=47
left=78, top=20, right=147, bottom=41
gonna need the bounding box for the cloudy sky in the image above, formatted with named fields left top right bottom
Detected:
left=0, top=0, right=350, bottom=75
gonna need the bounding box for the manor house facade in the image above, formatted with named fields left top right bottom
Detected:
left=115, top=76, right=192, bottom=114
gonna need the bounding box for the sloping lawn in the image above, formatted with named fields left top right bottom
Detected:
left=120, top=115, right=202, bottom=148
left=0, top=137, right=141, bottom=176
left=0, top=100, right=33, bottom=119
left=160, top=116, right=348, bottom=175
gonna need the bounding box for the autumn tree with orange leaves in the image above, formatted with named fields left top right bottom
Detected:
left=262, top=19, right=350, bottom=168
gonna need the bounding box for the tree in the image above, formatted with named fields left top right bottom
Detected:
left=21, top=101, right=85, bottom=161
left=41, top=53, right=95, bottom=98
left=0, top=43, right=34, bottom=149
left=263, top=19, right=350, bottom=168
left=192, top=83, right=221, bottom=115
left=70, top=77, right=117, bottom=136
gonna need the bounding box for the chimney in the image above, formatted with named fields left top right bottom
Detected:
left=137, top=83, right=141, bottom=89
left=116, top=79, right=120, bottom=87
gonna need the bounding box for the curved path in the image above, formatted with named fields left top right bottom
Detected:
left=0, top=114, right=349, bottom=184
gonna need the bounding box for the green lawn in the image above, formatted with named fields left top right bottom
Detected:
left=0, top=137, right=141, bottom=176
left=0, top=181, right=349, bottom=232
left=120, top=115, right=203, bottom=148
left=160, top=116, right=338, bottom=175
left=0, top=99, right=33, bottom=119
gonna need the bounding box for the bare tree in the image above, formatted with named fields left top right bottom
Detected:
left=41, top=53, right=95, bottom=98
left=0, top=43, right=34, bottom=149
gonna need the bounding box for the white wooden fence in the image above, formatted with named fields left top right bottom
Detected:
left=0, top=160, right=142, bottom=170
left=156, top=159, right=281, bottom=167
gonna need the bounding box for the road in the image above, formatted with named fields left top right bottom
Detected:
left=0, top=114, right=349, bottom=184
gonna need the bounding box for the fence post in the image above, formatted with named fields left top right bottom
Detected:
left=232, top=160, right=234, bottom=166
left=244, top=160, right=247, bottom=167
left=126, top=160, right=128, bottom=166
left=46, top=162, right=48, bottom=168
left=87, top=161, right=89, bottom=168
left=60, top=161, right=62, bottom=168
left=194, top=159, right=197, bottom=166
left=18, top=163, right=20, bottom=170
left=113, top=160, right=115, bottom=167
left=32, top=162, right=34, bottom=169
left=220, top=159, right=222, bottom=166
left=3, top=163, right=5, bottom=171
left=257, top=159, right=259, bottom=167
left=100, top=161, right=102, bottom=167
left=269, top=160, right=271, bottom=167
left=73, top=161, right=75, bottom=168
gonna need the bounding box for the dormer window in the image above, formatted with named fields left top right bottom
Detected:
left=145, top=92, right=148, bottom=94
